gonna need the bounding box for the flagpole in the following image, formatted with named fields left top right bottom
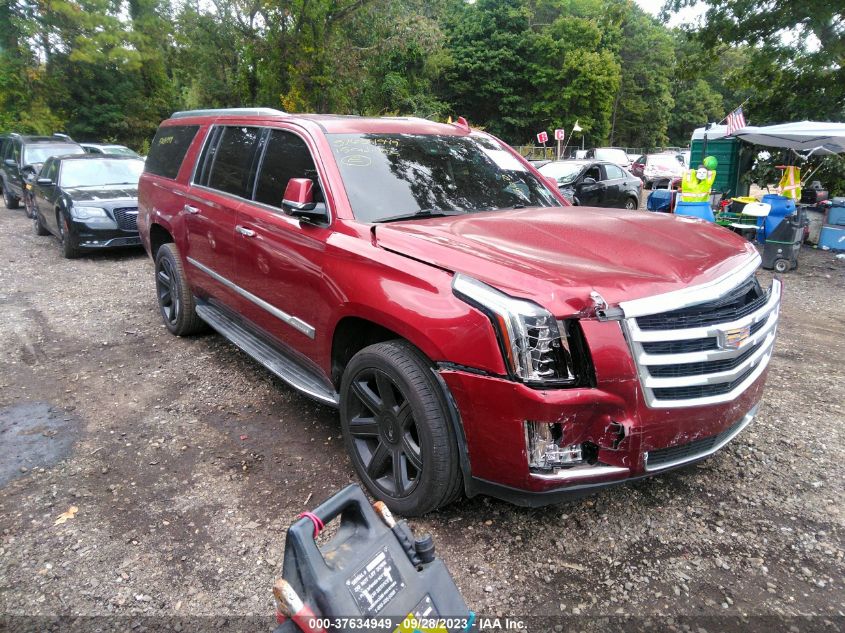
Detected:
left=717, top=96, right=751, bottom=126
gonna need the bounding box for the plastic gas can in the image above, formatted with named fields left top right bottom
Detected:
left=273, top=485, right=471, bottom=633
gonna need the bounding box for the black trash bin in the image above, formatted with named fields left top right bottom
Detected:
left=761, top=206, right=807, bottom=272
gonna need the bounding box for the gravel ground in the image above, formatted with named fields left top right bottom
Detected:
left=0, top=203, right=843, bottom=631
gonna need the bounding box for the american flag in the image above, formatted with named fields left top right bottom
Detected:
left=726, top=106, right=746, bottom=135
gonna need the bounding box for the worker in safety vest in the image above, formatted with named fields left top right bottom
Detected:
left=778, top=165, right=801, bottom=201
left=680, top=155, right=717, bottom=203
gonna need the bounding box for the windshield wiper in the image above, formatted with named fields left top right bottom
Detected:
left=375, top=208, right=461, bottom=223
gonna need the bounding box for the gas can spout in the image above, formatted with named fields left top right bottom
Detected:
left=373, top=501, right=396, bottom=528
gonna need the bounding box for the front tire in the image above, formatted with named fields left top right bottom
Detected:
left=773, top=258, right=790, bottom=273
left=3, top=186, right=19, bottom=209
left=154, top=243, right=205, bottom=336
left=33, top=213, right=49, bottom=236
left=57, top=213, right=80, bottom=259
left=340, top=341, right=462, bottom=516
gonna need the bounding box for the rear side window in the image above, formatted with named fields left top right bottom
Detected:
left=605, top=164, right=624, bottom=179
left=254, top=130, right=322, bottom=208
left=145, top=125, right=199, bottom=179
left=205, top=126, right=262, bottom=198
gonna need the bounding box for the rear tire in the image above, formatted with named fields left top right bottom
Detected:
left=340, top=340, right=462, bottom=516
left=625, top=197, right=638, bottom=210
left=154, top=242, right=206, bottom=336
left=773, top=258, right=790, bottom=273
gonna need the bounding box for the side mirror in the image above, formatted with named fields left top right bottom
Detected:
left=36, top=178, right=54, bottom=186
left=282, top=178, right=327, bottom=222
left=581, top=177, right=597, bottom=185
left=5, top=159, right=16, bottom=168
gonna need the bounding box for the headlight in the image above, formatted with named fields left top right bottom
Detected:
left=452, top=273, right=590, bottom=385
left=70, top=206, right=109, bottom=220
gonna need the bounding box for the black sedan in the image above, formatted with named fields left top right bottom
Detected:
left=539, top=159, right=642, bottom=209
left=30, top=154, right=144, bottom=258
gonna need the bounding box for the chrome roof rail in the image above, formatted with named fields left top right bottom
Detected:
left=170, top=107, right=288, bottom=119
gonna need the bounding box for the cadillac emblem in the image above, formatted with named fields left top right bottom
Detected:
left=719, top=325, right=751, bottom=350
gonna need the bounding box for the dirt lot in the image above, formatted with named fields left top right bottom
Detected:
left=0, top=203, right=843, bottom=631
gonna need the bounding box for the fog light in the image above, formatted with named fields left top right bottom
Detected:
left=525, top=421, right=585, bottom=471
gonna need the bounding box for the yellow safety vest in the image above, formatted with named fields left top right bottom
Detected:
left=778, top=166, right=801, bottom=201
left=680, top=169, right=716, bottom=203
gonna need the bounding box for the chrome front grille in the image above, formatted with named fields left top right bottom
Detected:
left=113, top=207, right=139, bottom=231
left=620, top=256, right=781, bottom=409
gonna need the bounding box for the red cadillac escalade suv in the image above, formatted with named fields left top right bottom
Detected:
left=138, top=108, right=780, bottom=515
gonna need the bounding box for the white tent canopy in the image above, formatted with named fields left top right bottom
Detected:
left=732, top=121, right=845, bottom=154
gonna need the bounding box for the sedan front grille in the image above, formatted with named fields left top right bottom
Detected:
left=113, top=207, right=138, bottom=232
left=622, top=268, right=781, bottom=409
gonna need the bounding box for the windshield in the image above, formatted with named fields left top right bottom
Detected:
left=594, top=148, right=628, bottom=164
left=539, top=161, right=585, bottom=185
left=24, top=144, right=85, bottom=165
left=59, top=159, right=145, bottom=188
left=328, top=134, right=560, bottom=222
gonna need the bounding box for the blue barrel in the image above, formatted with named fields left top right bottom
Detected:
left=761, top=194, right=796, bottom=242
left=674, top=201, right=714, bottom=222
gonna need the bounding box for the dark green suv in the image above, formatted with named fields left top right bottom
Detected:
left=1, top=133, right=85, bottom=213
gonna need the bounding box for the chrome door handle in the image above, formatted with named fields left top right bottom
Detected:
left=236, top=225, right=256, bottom=237
left=184, top=204, right=200, bottom=214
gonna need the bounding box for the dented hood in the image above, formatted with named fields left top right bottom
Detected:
left=374, top=207, right=758, bottom=316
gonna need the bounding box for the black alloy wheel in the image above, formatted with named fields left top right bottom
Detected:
left=346, top=367, right=423, bottom=499
left=156, top=255, right=181, bottom=328
left=153, top=243, right=206, bottom=336
left=340, top=340, right=462, bottom=516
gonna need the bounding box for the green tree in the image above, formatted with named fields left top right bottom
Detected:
left=665, top=0, right=845, bottom=125
left=609, top=4, right=675, bottom=148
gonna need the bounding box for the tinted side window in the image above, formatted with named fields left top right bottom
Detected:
left=254, top=130, right=322, bottom=208
left=605, top=164, right=624, bottom=179
left=43, top=159, right=58, bottom=181
left=206, top=126, right=262, bottom=198
left=145, top=125, right=199, bottom=179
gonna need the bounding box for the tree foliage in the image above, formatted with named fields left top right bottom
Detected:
left=0, top=0, right=840, bottom=152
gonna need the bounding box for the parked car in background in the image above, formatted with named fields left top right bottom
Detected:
left=1, top=133, right=85, bottom=214
left=539, top=159, right=642, bottom=209
left=81, top=143, right=142, bottom=158
left=528, top=158, right=551, bottom=169
left=31, top=154, right=144, bottom=258
left=630, top=153, right=685, bottom=189
left=586, top=147, right=632, bottom=169
left=137, top=108, right=779, bottom=515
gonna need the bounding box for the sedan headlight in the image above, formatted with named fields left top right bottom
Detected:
left=70, top=206, right=109, bottom=220
left=452, top=273, right=591, bottom=386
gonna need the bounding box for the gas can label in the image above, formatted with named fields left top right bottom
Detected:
left=347, top=547, right=403, bottom=615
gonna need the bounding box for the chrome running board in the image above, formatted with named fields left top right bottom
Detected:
left=195, top=301, right=339, bottom=407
